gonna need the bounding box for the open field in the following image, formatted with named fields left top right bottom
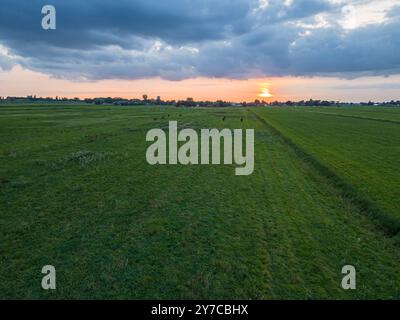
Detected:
left=253, top=107, right=400, bottom=234
left=1, top=104, right=400, bottom=299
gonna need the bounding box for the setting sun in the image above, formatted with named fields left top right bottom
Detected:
left=259, top=87, right=273, bottom=99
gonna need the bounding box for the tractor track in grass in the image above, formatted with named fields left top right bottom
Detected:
left=249, top=109, right=400, bottom=238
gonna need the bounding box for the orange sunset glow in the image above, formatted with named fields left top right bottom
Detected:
left=1, top=66, right=400, bottom=103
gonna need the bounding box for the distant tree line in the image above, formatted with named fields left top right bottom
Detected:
left=1, top=95, right=400, bottom=107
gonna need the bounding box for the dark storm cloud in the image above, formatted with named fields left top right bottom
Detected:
left=0, top=0, right=399, bottom=80
left=0, top=0, right=253, bottom=49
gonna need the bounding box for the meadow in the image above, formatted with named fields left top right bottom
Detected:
left=1, top=104, right=400, bottom=299
left=253, top=107, right=400, bottom=234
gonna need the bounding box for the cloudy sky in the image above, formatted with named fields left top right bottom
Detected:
left=0, top=0, right=400, bottom=101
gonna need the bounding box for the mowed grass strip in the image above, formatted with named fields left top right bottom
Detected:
left=295, top=106, right=400, bottom=124
left=254, top=107, right=400, bottom=234
left=0, top=105, right=399, bottom=299
left=301, top=106, right=400, bottom=122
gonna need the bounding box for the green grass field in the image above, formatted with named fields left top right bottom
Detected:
left=1, top=104, right=400, bottom=299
